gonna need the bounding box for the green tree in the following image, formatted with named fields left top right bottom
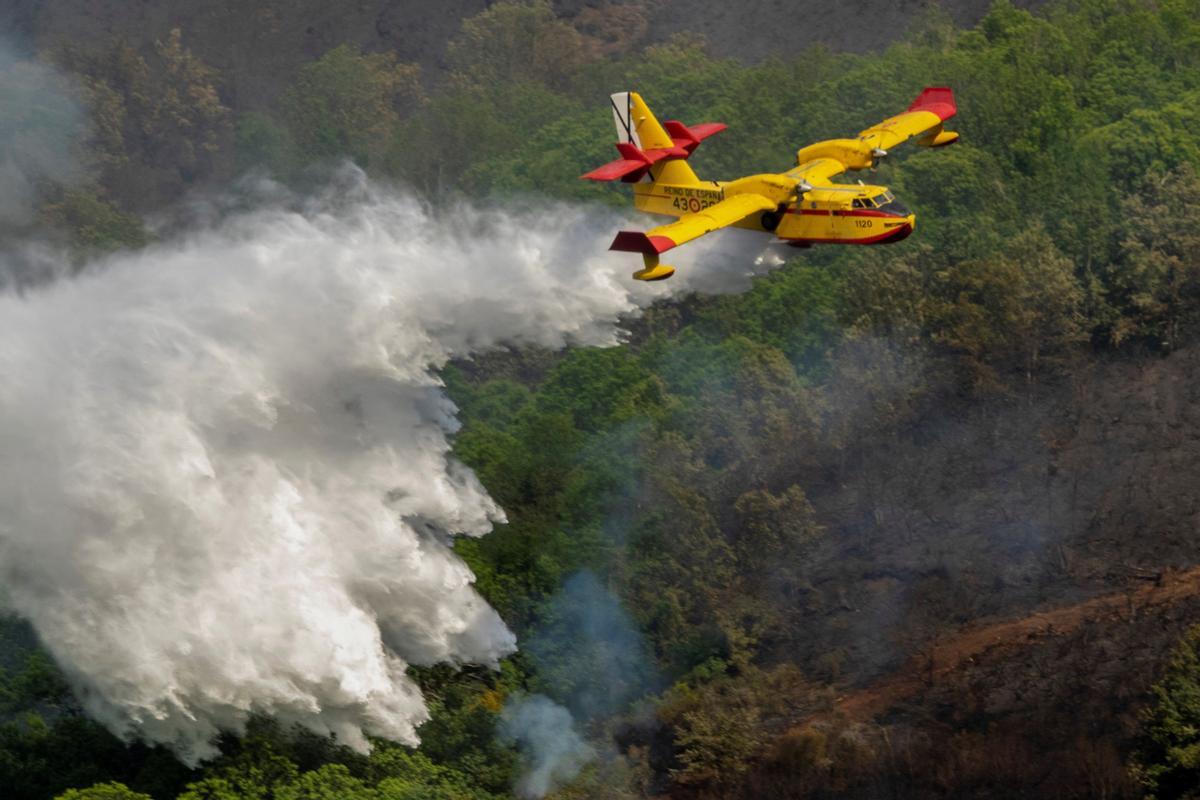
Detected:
left=280, top=45, right=422, bottom=167
left=55, top=783, right=152, bottom=800
left=926, top=226, right=1084, bottom=384
left=147, top=29, right=231, bottom=182
left=1109, top=165, right=1200, bottom=348
left=276, top=764, right=377, bottom=800
left=235, top=112, right=297, bottom=176
left=446, top=1, right=586, bottom=91
left=1133, top=625, right=1200, bottom=799
left=39, top=190, right=148, bottom=253
left=177, top=737, right=299, bottom=800
left=54, top=29, right=230, bottom=204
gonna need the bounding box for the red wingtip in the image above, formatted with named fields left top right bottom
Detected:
left=908, top=86, right=957, bottom=121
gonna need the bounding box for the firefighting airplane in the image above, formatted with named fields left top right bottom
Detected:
left=582, top=87, right=959, bottom=280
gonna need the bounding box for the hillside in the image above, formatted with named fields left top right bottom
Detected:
left=2, top=1, right=1200, bottom=799
left=733, top=343, right=1200, bottom=796
left=1, top=0, right=1044, bottom=109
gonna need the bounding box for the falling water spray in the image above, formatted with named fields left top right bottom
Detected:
left=0, top=170, right=775, bottom=762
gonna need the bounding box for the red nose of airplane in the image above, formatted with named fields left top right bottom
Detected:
left=879, top=217, right=915, bottom=243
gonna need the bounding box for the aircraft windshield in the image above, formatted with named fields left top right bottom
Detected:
left=854, top=191, right=902, bottom=211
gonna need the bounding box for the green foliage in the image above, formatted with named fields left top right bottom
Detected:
left=21, top=2, right=1200, bottom=799
left=280, top=45, right=422, bottom=168
left=275, top=765, right=376, bottom=800
left=56, top=783, right=153, bottom=800
left=446, top=1, right=585, bottom=91
left=235, top=112, right=296, bottom=176
left=0, top=714, right=191, bottom=800
left=169, top=715, right=507, bottom=800
left=388, top=82, right=581, bottom=196
left=925, top=225, right=1085, bottom=382
left=55, top=29, right=230, bottom=202
left=177, top=735, right=300, bottom=800
left=660, top=665, right=811, bottom=791
left=1108, top=164, right=1200, bottom=348
left=1133, top=625, right=1200, bottom=799
left=369, top=744, right=489, bottom=799
left=39, top=190, right=149, bottom=253
left=687, top=262, right=844, bottom=370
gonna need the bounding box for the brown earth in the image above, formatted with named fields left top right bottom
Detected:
left=722, top=344, right=1200, bottom=797
left=829, top=563, right=1200, bottom=724
left=739, top=570, right=1200, bottom=797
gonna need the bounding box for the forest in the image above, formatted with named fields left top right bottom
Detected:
left=5, top=0, right=1200, bottom=797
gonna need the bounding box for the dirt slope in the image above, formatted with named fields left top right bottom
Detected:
left=830, top=564, right=1200, bottom=724
left=722, top=345, right=1200, bottom=797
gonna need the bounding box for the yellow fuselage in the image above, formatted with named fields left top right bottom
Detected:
left=632, top=177, right=916, bottom=247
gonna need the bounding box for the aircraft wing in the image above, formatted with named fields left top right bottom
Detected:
left=610, top=192, right=778, bottom=258
left=857, top=87, right=959, bottom=151
left=784, top=157, right=848, bottom=185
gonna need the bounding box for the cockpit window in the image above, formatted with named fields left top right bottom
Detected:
left=852, top=198, right=864, bottom=208
left=871, top=193, right=889, bottom=206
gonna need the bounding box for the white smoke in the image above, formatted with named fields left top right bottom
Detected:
left=501, top=694, right=594, bottom=799
left=0, top=43, right=88, bottom=226
left=0, top=171, right=779, bottom=763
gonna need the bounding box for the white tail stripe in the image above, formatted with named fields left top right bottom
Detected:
left=609, top=91, right=640, bottom=147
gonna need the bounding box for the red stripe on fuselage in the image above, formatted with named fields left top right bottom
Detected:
left=782, top=222, right=913, bottom=246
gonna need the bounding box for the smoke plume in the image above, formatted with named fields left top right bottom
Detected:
left=0, top=170, right=773, bottom=762
left=0, top=42, right=88, bottom=226
left=501, top=571, right=661, bottom=796
left=526, top=571, right=660, bottom=721
left=501, top=694, right=595, bottom=799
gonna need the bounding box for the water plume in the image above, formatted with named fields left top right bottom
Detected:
left=0, top=170, right=774, bottom=762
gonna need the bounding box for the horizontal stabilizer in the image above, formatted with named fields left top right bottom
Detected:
left=687, top=122, right=728, bottom=140
left=581, top=141, right=690, bottom=182
left=581, top=158, right=652, bottom=182
left=610, top=230, right=677, bottom=255
left=663, top=120, right=727, bottom=153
